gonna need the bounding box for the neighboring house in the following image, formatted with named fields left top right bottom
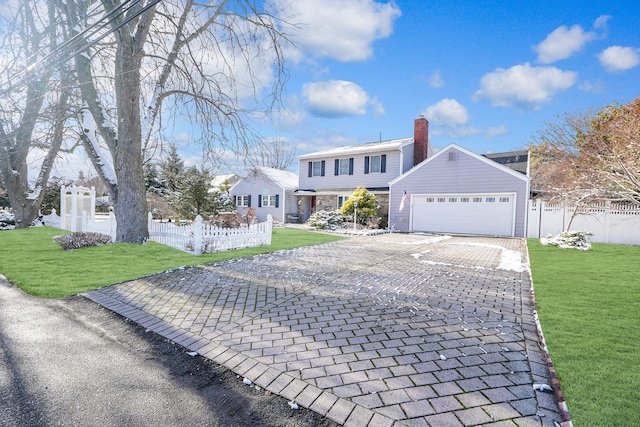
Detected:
left=230, top=166, right=298, bottom=223
left=388, top=144, right=530, bottom=237
left=209, top=173, right=240, bottom=192
left=295, top=116, right=434, bottom=223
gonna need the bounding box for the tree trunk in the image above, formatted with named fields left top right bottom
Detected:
left=112, top=38, right=148, bottom=243
left=4, top=170, right=40, bottom=228
left=0, top=76, right=51, bottom=228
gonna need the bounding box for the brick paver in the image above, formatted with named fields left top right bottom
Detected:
left=86, top=233, right=564, bottom=426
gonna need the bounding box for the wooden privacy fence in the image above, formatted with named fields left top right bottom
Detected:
left=41, top=203, right=273, bottom=254
left=527, top=200, right=640, bottom=245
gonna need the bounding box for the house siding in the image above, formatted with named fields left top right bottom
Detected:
left=401, top=143, right=415, bottom=174
left=284, top=189, right=297, bottom=222
left=389, top=146, right=529, bottom=236
left=231, top=173, right=285, bottom=222
left=298, top=151, right=403, bottom=190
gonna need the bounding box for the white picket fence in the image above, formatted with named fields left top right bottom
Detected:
left=148, top=213, right=273, bottom=255
left=41, top=208, right=273, bottom=254
left=527, top=200, right=640, bottom=245
left=42, top=209, right=117, bottom=241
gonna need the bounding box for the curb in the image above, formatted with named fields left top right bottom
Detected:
left=524, top=241, right=573, bottom=427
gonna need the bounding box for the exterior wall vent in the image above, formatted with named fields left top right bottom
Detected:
left=448, top=151, right=456, bottom=162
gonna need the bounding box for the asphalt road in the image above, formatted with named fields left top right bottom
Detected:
left=0, top=276, right=336, bottom=427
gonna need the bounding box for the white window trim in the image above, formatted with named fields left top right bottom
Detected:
left=236, top=195, right=249, bottom=207
left=262, top=195, right=277, bottom=207
left=339, top=158, right=350, bottom=175
left=369, top=155, right=382, bottom=174
left=312, top=161, right=323, bottom=177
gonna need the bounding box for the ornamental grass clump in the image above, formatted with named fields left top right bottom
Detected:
left=53, top=232, right=113, bottom=251
left=541, top=230, right=593, bottom=250
left=305, top=210, right=345, bottom=230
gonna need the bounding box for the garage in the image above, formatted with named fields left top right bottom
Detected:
left=411, top=193, right=516, bottom=236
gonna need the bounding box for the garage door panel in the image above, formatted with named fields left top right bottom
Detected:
left=412, top=194, right=514, bottom=236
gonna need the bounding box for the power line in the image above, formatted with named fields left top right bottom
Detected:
left=25, top=0, right=141, bottom=75
left=1, top=0, right=162, bottom=96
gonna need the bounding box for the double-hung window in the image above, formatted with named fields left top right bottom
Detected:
left=308, top=160, right=326, bottom=177
left=235, top=195, right=250, bottom=207
left=370, top=155, right=381, bottom=173
left=258, top=195, right=279, bottom=208
left=260, top=195, right=278, bottom=207
left=364, top=154, right=386, bottom=174
left=335, top=158, right=354, bottom=175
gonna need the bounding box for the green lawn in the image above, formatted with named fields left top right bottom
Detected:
left=528, top=239, right=640, bottom=427
left=0, top=226, right=345, bottom=299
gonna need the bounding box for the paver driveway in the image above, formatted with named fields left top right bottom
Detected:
left=87, top=233, right=565, bottom=426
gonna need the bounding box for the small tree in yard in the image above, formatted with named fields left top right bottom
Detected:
left=161, top=145, right=185, bottom=194
left=169, top=166, right=234, bottom=220
left=340, top=187, right=380, bottom=227
left=144, top=164, right=167, bottom=196
left=169, top=166, right=212, bottom=220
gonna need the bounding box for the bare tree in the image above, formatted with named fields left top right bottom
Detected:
left=530, top=97, right=640, bottom=228
left=60, top=0, right=294, bottom=243
left=0, top=1, right=75, bottom=227
left=249, top=137, right=296, bottom=170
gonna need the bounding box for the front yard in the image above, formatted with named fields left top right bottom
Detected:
left=528, top=239, right=640, bottom=427
left=2, top=227, right=637, bottom=426
left=0, top=226, right=345, bottom=299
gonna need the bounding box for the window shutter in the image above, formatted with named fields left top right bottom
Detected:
left=247, top=195, right=251, bottom=207
left=349, top=158, right=354, bottom=175
left=258, top=196, right=262, bottom=207
left=321, top=160, right=325, bottom=176
left=381, top=154, right=387, bottom=173
left=275, top=194, right=280, bottom=208
left=308, top=161, right=312, bottom=177
left=334, top=159, right=339, bottom=176
left=364, top=156, right=370, bottom=174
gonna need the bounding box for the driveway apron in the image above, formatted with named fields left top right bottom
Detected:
left=86, top=233, right=564, bottom=427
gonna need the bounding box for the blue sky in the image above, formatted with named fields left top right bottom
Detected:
left=217, top=0, right=639, bottom=174
left=48, top=0, right=640, bottom=180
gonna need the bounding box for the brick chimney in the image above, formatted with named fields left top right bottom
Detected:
left=414, top=115, right=429, bottom=166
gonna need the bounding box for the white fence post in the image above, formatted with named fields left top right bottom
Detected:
left=193, top=215, right=203, bottom=255
left=109, top=212, right=117, bottom=242
left=70, top=186, right=78, bottom=232
left=266, top=214, right=273, bottom=245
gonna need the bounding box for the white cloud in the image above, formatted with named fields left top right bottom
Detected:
left=535, top=24, right=595, bottom=63
left=369, top=96, right=386, bottom=117
left=424, top=98, right=469, bottom=127
left=594, top=15, right=611, bottom=30
left=429, top=70, right=444, bottom=88
left=287, top=0, right=401, bottom=62
left=598, top=46, right=640, bottom=72
left=422, top=99, right=506, bottom=139
left=473, top=63, right=577, bottom=110
left=579, top=79, right=606, bottom=93
left=302, top=80, right=380, bottom=118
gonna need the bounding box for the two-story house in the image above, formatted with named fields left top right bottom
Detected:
left=295, top=116, right=434, bottom=224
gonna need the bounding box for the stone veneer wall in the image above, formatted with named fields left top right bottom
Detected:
left=314, top=194, right=389, bottom=228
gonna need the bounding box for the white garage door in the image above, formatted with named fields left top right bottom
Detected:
left=411, top=194, right=515, bottom=236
